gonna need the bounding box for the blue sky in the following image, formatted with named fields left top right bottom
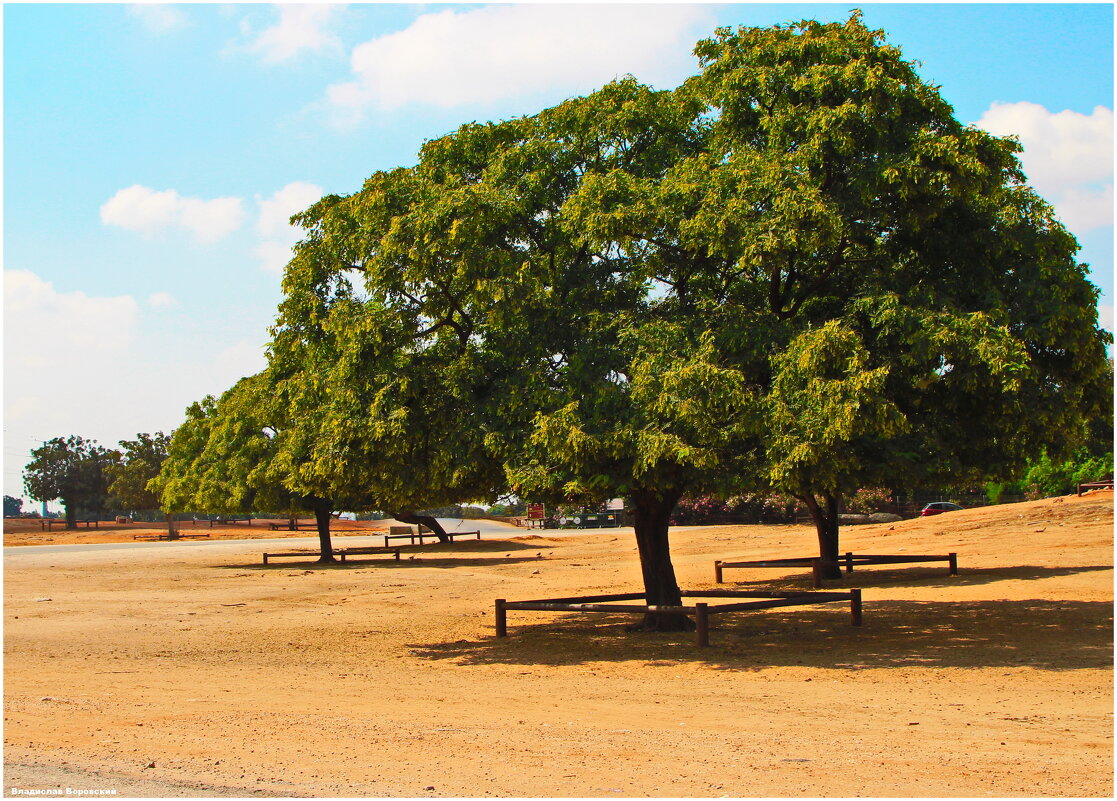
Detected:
left=4, top=3, right=1114, bottom=505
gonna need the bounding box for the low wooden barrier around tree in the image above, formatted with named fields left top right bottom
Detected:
left=1077, top=480, right=1113, bottom=496
left=714, top=553, right=958, bottom=588
left=494, top=589, right=862, bottom=647
left=261, top=547, right=401, bottom=565
left=267, top=520, right=319, bottom=531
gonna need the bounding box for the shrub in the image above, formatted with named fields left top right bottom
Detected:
left=845, top=487, right=893, bottom=515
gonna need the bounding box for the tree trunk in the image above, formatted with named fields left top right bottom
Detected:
left=164, top=512, right=179, bottom=540
left=630, top=487, right=691, bottom=631
left=800, top=492, right=842, bottom=579
left=394, top=511, right=449, bottom=543
left=64, top=503, right=76, bottom=531
left=314, top=505, right=336, bottom=563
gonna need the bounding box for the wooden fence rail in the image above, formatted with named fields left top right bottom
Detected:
left=495, top=589, right=861, bottom=647
left=715, top=553, right=957, bottom=587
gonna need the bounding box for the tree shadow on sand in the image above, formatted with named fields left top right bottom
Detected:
left=215, top=538, right=554, bottom=570
left=407, top=598, right=1112, bottom=671
left=719, top=563, right=1112, bottom=592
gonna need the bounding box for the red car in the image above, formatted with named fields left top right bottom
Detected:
left=921, top=502, right=964, bottom=516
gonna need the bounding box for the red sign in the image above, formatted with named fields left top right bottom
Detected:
left=527, top=503, right=546, bottom=519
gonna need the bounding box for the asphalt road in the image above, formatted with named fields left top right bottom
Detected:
left=2, top=518, right=643, bottom=564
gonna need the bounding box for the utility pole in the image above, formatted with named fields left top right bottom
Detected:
left=39, top=440, right=47, bottom=518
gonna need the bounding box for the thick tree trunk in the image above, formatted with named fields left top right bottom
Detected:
left=630, top=488, right=691, bottom=632
left=800, top=492, right=842, bottom=579
left=164, top=512, right=179, bottom=540
left=314, top=505, right=336, bottom=563
left=394, top=511, right=449, bottom=543
left=64, top=504, right=76, bottom=531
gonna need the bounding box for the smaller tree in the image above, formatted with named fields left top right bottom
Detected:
left=23, top=436, right=116, bottom=529
left=153, top=375, right=365, bottom=562
left=4, top=495, right=23, bottom=517
left=107, top=432, right=177, bottom=538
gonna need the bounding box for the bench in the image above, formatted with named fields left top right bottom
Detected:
left=35, top=519, right=100, bottom=530
left=334, top=547, right=401, bottom=563
left=383, top=525, right=421, bottom=545
left=383, top=526, right=482, bottom=546
left=207, top=517, right=251, bottom=527
left=715, top=552, right=958, bottom=588
left=495, top=589, right=862, bottom=647
left=262, top=548, right=400, bottom=565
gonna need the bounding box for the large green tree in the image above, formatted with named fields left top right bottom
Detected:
left=23, top=436, right=116, bottom=529
left=677, top=15, right=1111, bottom=573
left=271, top=13, right=1109, bottom=620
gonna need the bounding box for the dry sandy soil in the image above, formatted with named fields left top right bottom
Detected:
left=3, top=493, right=1112, bottom=798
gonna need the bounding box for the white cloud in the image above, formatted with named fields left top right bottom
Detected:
left=101, top=185, right=245, bottom=243
left=5, top=270, right=138, bottom=368
left=256, top=181, right=322, bottom=238
left=243, top=4, right=344, bottom=64
left=1096, top=303, right=1114, bottom=334
left=976, top=102, right=1113, bottom=233
left=147, top=292, right=177, bottom=308
left=3, top=269, right=270, bottom=498
left=1052, top=184, right=1115, bottom=234
left=213, top=340, right=268, bottom=380
left=4, top=270, right=139, bottom=486
left=326, top=4, right=715, bottom=121
left=129, top=4, right=190, bottom=34
left=254, top=181, right=323, bottom=273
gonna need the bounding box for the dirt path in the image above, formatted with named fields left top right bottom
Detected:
left=4, top=493, right=1112, bottom=797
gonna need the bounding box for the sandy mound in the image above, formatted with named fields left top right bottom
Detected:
left=3, top=492, right=1112, bottom=797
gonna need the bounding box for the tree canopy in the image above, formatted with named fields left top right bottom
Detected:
left=23, top=436, right=116, bottom=529
left=107, top=431, right=177, bottom=536
left=163, top=13, right=1110, bottom=620
left=4, top=495, right=24, bottom=517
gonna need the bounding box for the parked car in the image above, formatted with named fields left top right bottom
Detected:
left=920, top=502, right=964, bottom=516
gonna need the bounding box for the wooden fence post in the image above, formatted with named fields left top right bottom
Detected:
left=948, top=553, right=957, bottom=575
left=495, top=599, right=507, bottom=638
left=844, top=552, right=855, bottom=574
left=695, top=603, right=710, bottom=647
left=850, top=589, right=862, bottom=626
left=812, top=560, right=823, bottom=589
left=714, top=561, right=723, bottom=584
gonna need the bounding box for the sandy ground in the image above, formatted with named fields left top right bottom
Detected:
left=3, top=493, right=1112, bottom=798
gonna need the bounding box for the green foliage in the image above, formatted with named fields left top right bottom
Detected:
left=152, top=377, right=303, bottom=515
left=4, top=495, right=23, bottom=517
left=108, top=432, right=170, bottom=512
left=23, top=436, right=117, bottom=524
left=1006, top=448, right=1114, bottom=498
left=984, top=482, right=1008, bottom=505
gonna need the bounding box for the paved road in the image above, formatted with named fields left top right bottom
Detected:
left=3, top=518, right=645, bottom=564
